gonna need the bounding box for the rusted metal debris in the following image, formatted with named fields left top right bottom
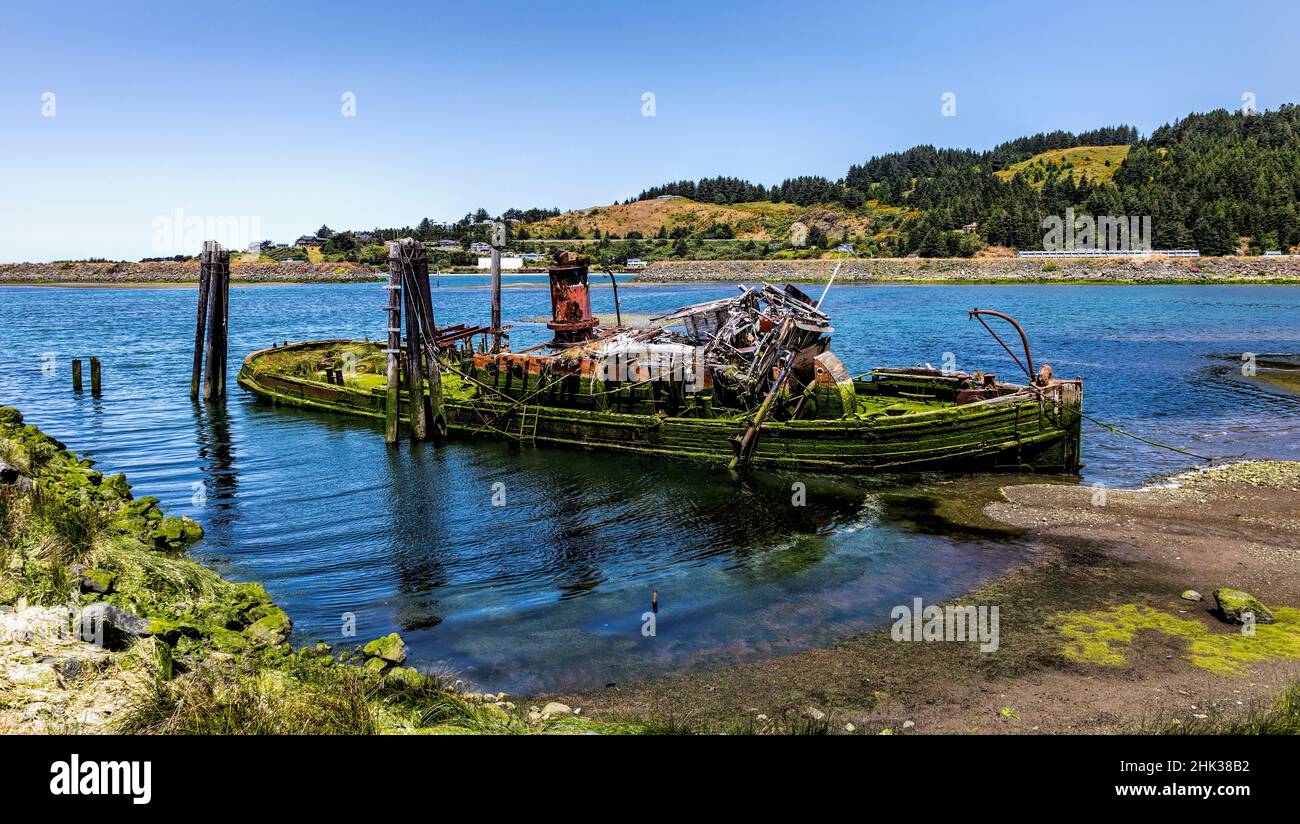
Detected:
left=546, top=251, right=600, bottom=343
left=969, top=308, right=1037, bottom=383
left=652, top=283, right=832, bottom=405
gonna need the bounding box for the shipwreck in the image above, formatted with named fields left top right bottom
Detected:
left=237, top=246, right=1083, bottom=474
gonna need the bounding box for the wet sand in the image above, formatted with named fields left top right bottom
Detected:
left=549, top=462, right=1300, bottom=733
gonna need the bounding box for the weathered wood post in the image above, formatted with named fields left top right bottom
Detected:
left=490, top=246, right=502, bottom=353
left=201, top=241, right=230, bottom=401
left=410, top=241, right=443, bottom=440
left=384, top=242, right=403, bottom=444
left=90, top=357, right=102, bottom=396
left=400, top=240, right=429, bottom=441
left=190, top=257, right=212, bottom=398
left=71, top=359, right=83, bottom=392
left=217, top=246, right=229, bottom=394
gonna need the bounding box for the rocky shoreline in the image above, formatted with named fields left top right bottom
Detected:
left=638, top=256, right=1300, bottom=284
left=0, top=260, right=384, bottom=285
left=4, top=256, right=1300, bottom=286
left=0, top=408, right=628, bottom=734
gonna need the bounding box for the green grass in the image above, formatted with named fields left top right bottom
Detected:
left=996, top=145, right=1132, bottom=187
left=116, top=654, right=380, bottom=735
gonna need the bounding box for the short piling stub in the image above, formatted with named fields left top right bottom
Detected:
left=89, top=357, right=101, bottom=397
left=71, top=359, right=83, bottom=392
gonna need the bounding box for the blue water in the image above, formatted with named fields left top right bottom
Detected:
left=2, top=282, right=1298, bottom=692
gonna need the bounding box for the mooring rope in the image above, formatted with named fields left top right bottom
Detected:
left=1077, top=410, right=1215, bottom=463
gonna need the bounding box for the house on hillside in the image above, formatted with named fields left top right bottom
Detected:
left=960, top=222, right=979, bottom=234
left=478, top=255, right=523, bottom=270
left=295, top=235, right=325, bottom=247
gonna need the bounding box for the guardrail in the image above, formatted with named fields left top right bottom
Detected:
left=1017, top=250, right=1201, bottom=258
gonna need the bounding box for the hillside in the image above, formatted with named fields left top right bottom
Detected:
left=994, top=145, right=1131, bottom=187
left=518, top=197, right=913, bottom=242
left=319, top=105, right=1300, bottom=261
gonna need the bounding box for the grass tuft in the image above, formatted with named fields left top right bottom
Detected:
left=1140, top=679, right=1300, bottom=735
left=116, top=659, right=378, bottom=735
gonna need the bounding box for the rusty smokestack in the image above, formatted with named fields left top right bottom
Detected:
left=546, top=251, right=599, bottom=343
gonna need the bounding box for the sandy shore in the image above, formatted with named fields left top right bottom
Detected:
left=550, top=462, right=1300, bottom=733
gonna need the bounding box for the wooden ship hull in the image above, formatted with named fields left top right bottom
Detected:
left=236, top=246, right=1083, bottom=475
left=237, top=339, right=1082, bottom=474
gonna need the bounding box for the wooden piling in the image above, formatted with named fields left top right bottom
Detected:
left=190, top=260, right=211, bottom=398
left=90, top=357, right=101, bottom=396
left=410, top=241, right=441, bottom=440
left=201, top=241, right=230, bottom=401
left=490, top=246, right=502, bottom=353
left=401, top=242, right=428, bottom=442
left=384, top=242, right=403, bottom=444
left=71, top=359, right=83, bottom=392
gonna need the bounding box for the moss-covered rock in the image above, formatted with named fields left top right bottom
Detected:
left=382, top=665, right=422, bottom=685
left=1214, top=588, right=1276, bottom=625
left=363, top=632, right=407, bottom=664
left=128, top=636, right=175, bottom=680
left=150, top=516, right=187, bottom=549
left=208, top=627, right=253, bottom=654
left=74, top=566, right=116, bottom=594
left=142, top=617, right=204, bottom=643
left=100, top=472, right=131, bottom=500
left=246, top=606, right=292, bottom=645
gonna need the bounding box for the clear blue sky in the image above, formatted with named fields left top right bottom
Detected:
left=2, top=0, right=1297, bottom=262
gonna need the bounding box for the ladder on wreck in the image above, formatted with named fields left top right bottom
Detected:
left=514, top=405, right=541, bottom=444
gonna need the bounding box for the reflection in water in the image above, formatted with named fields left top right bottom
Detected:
left=194, top=400, right=237, bottom=504
left=2, top=284, right=1298, bottom=691
left=386, top=445, right=451, bottom=631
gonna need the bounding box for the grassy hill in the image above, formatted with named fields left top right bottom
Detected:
left=995, top=145, right=1131, bottom=187
left=518, top=197, right=913, bottom=242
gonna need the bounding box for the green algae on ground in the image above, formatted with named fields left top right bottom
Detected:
left=1055, top=603, right=1300, bottom=676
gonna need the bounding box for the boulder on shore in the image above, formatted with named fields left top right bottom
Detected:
left=362, top=632, right=407, bottom=664
left=79, top=602, right=152, bottom=645
left=1213, top=588, right=1275, bottom=625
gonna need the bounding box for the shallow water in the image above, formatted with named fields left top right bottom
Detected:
left=2, top=281, right=1298, bottom=692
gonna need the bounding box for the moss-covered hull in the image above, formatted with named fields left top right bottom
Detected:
left=237, top=340, right=1083, bottom=474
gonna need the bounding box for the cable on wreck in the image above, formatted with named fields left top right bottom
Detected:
left=1076, top=410, right=1216, bottom=463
